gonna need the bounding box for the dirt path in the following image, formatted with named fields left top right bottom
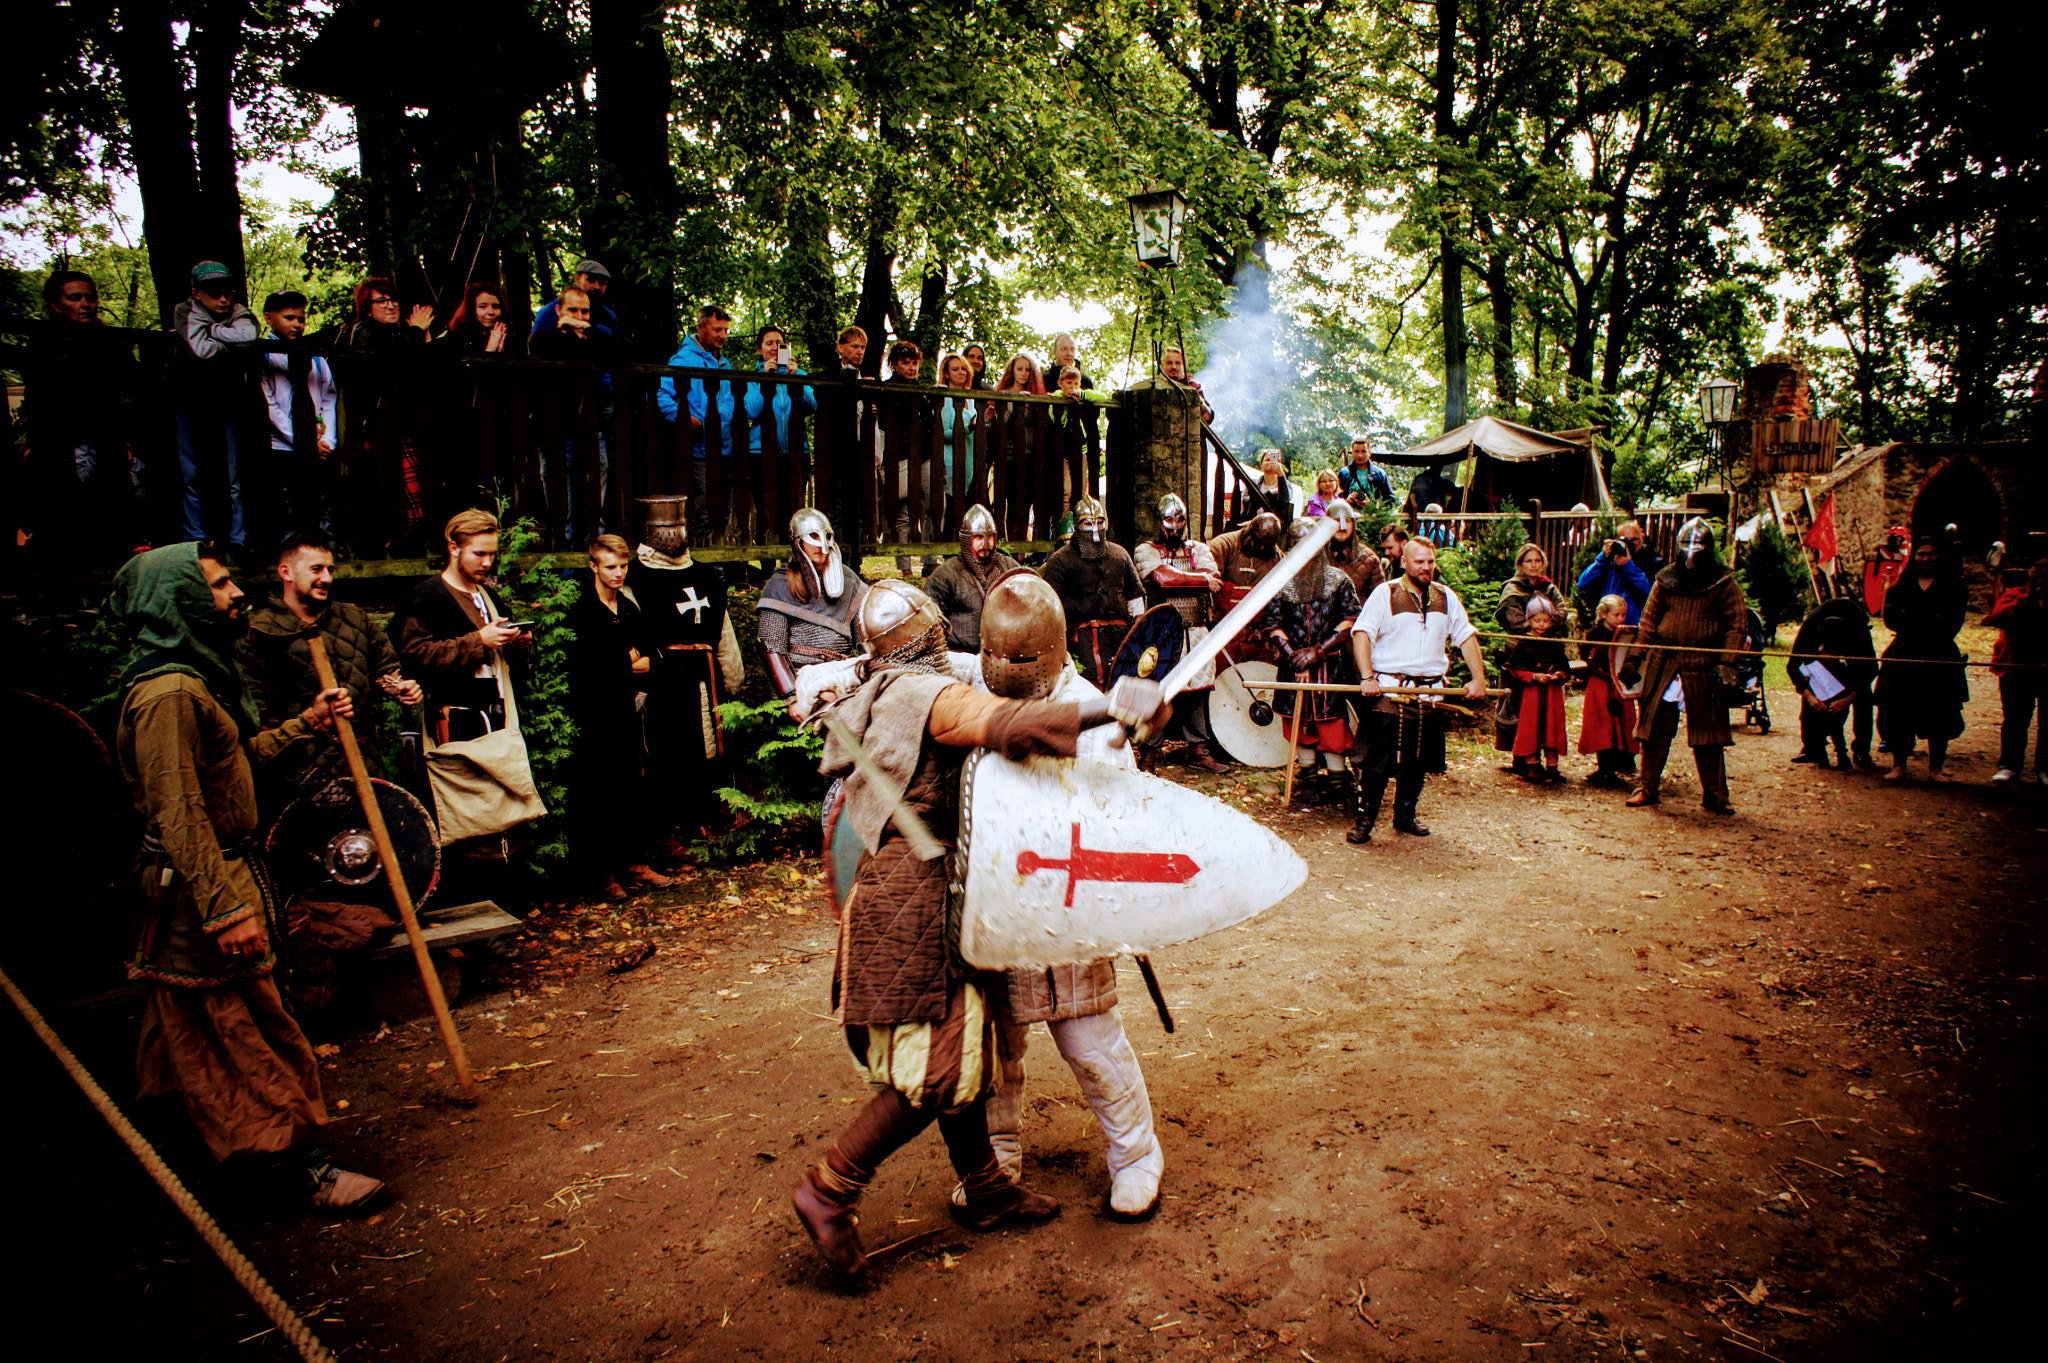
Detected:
left=11, top=678, right=2043, bottom=1361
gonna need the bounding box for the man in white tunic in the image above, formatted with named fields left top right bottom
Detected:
left=1348, top=540, right=1490, bottom=843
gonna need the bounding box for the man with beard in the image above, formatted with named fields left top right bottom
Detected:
left=391, top=509, right=531, bottom=744
left=759, top=507, right=869, bottom=707
left=956, top=572, right=1165, bottom=1219
left=1040, top=495, right=1145, bottom=684
left=1322, top=500, right=1386, bottom=598
left=238, top=533, right=422, bottom=803
left=110, top=542, right=382, bottom=1211
left=626, top=504, right=745, bottom=840
left=1258, top=516, right=1364, bottom=779
left=1626, top=518, right=1748, bottom=814
left=1348, top=540, right=1491, bottom=842
left=791, top=580, right=1171, bottom=1277
left=925, top=504, right=1022, bottom=652
left=1133, top=492, right=1230, bottom=772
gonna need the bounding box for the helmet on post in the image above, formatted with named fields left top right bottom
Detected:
left=959, top=504, right=1000, bottom=566
left=789, top=506, right=846, bottom=600
left=1156, top=493, right=1189, bottom=548
left=858, top=578, right=945, bottom=662
left=979, top=570, right=1067, bottom=700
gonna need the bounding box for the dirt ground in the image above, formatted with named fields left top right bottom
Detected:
left=10, top=672, right=2044, bottom=1361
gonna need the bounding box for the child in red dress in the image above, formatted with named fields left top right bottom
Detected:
left=1504, top=594, right=1570, bottom=783
left=1578, top=593, right=1641, bottom=788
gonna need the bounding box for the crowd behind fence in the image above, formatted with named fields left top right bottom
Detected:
left=6, top=325, right=1685, bottom=568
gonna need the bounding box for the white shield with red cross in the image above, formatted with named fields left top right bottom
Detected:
left=953, top=751, right=1307, bottom=969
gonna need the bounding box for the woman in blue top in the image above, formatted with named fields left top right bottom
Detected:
left=742, top=324, right=816, bottom=462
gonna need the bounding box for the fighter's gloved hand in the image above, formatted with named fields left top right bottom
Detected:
left=1288, top=646, right=1319, bottom=673
left=1107, top=677, right=1171, bottom=731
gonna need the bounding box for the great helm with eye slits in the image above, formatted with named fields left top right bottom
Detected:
left=978, top=570, right=1067, bottom=700
left=958, top=503, right=1000, bottom=566
left=1675, top=516, right=1719, bottom=574
left=789, top=506, right=846, bottom=600
left=1156, top=493, right=1189, bottom=548
left=858, top=578, right=945, bottom=660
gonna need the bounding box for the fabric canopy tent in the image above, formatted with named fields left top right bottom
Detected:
left=1386, top=417, right=1610, bottom=511
left=1382, top=416, right=1587, bottom=467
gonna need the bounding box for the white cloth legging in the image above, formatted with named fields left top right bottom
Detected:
left=988, top=1006, right=1162, bottom=1183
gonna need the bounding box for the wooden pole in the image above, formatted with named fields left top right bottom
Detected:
left=1246, top=681, right=1508, bottom=697
left=306, top=637, right=478, bottom=1102
left=1281, top=704, right=1302, bottom=806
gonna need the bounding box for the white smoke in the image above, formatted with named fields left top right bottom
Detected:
left=1190, top=259, right=1305, bottom=455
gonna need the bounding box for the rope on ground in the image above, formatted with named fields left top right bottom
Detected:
left=0, top=965, right=337, bottom=1363
left=1462, top=625, right=2039, bottom=669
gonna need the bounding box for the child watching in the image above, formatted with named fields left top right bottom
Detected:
left=1504, top=594, right=1570, bottom=783
left=1578, top=592, right=1640, bottom=788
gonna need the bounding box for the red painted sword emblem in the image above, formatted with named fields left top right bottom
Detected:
left=1016, top=823, right=1201, bottom=907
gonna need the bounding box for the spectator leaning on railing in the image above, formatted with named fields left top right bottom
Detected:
left=532, top=259, right=620, bottom=341
left=20, top=269, right=140, bottom=557
left=255, top=290, right=338, bottom=545
left=657, top=304, right=736, bottom=544
left=171, top=260, right=261, bottom=555
left=530, top=285, right=618, bottom=541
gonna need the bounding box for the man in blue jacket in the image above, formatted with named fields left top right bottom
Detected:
left=658, top=305, right=736, bottom=542
left=1336, top=436, right=1394, bottom=506
left=1575, top=531, right=1654, bottom=624
left=532, top=259, right=622, bottom=340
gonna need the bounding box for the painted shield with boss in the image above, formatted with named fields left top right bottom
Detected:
left=953, top=751, right=1307, bottom=969
left=1107, top=603, right=1188, bottom=684
left=266, top=776, right=440, bottom=912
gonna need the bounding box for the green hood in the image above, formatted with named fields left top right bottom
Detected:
left=108, top=541, right=258, bottom=734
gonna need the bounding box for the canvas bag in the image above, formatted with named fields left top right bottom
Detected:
left=423, top=598, right=547, bottom=847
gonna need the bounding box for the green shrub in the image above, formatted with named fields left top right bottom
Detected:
left=1738, top=518, right=1812, bottom=633
left=495, top=514, right=580, bottom=884
left=699, top=697, right=825, bottom=863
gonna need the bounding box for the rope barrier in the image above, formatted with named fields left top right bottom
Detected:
left=0, top=966, right=337, bottom=1363
left=1460, top=625, right=2040, bottom=671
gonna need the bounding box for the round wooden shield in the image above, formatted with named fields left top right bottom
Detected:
left=1108, top=604, right=1188, bottom=684
left=1206, top=662, right=1293, bottom=767
left=267, top=776, right=440, bottom=912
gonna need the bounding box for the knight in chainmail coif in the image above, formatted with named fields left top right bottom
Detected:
left=1040, top=494, right=1145, bottom=683
left=924, top=503, right=1023, bottom=652
left=791, top=579, right=1172, bottom=1279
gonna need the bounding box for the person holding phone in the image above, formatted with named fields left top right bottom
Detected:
left=742, top=323, right=816, bottom=479
left=389, top=508, right=531, bottom=744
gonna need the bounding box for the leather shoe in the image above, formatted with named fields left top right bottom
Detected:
left=953, top=1182, right=1062, bottom=1231
left=1188, top=743, right=1231, bottom=774
left=792, top=1170, right=867, bottom=1276
left=1625, top=788, right=1659, bottom=807
left=308, top=1163, right=384, bottom=1214
left=1392, top=814, right=1430, bottom=836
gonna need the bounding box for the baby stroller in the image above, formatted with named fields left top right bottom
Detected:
left=1736, top=607, right=1771, bottom=733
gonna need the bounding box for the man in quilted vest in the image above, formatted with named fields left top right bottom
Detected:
left=239, top=533, right=422, bottom=804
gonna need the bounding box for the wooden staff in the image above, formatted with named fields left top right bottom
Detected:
left=306, top=637, right=478, bottom=1101
left=1244, top=681, right=1508, bottom=697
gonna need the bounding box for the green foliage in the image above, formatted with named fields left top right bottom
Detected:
left=1608, top=442, right=1701, bottom=510
left=1465, top=502, right=1532, bottom=587
left=495, top=514, right=580, bottom=884
left=1737, top=519, right=1811, bottom=634
left=1427, top=545, right=1496, bottom=687
left=699, top=698, right=825, bottom=865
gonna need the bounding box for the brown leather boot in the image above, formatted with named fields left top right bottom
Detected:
left=1188, top=742, right=1231, bottom=774
left=954, top=1178, right=1063, bottom=1231
left=1627, top=741, right=1669, bottom=807
left=792, top=1166, right=868, bottom=1276
left=1696, top=747, right=1735, bottom=814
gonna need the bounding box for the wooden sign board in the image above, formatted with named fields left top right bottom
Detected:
left=1752, top=419, right=1840, bottom=473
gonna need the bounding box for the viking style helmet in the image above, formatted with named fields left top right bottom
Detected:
left=1244, top=510, right=1283, bottom=557
left=1073, top=494, right=1109, bottom=544
left=858, top=579, right=945, bottom=659
left=1280, top=515, right=1332, bottom=603
left=1676, top=517, right=1718, bottom=573
left=979, top=570, right=1067, bottom=700
left=959, top=503, right=1000, bottom=564
left=789, top=506, right=846, bottom=599
left=1323, top=499, right=1357, bottom=539
left=1156, top=492, right=1189, bottom=547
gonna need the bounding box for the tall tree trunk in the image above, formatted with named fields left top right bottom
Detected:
left=589, top=0, right=679, bottom=355
left=910, top=263, right=947, bottom=372
left=1485, top=247, right=1516, bottom=416
left=190, top=0, right=249, bottom=284
left=1434, top=0, right=1467, bottom=431
left=783, top=106, right=841, bottom=370
left=852, top=118, right=906, bottom=378
left=112, top=0, right=200, bottom=326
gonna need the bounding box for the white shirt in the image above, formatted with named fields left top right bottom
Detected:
left=1350, top=577, right=1475, bottom=680
left=258, top=330, right=338, bottom=453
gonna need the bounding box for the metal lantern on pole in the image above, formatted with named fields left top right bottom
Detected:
left=1697, top=377, right=1739, bottom=427
left=1128, top=185, right=1188, bottom=269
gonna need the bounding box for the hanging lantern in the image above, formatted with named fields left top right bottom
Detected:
left=1128, top=185, right=1188, bottom=269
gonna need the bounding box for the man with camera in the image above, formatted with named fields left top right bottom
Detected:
left=1576, top=531, right=1654, bottom=624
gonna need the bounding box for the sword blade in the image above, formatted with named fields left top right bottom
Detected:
left=821, top=713, right=945, bottom=862
left=1156, top=515, right=1340, bottom=705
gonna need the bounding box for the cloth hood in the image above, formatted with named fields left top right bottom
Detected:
left=108, top=541, right=259, bottom=733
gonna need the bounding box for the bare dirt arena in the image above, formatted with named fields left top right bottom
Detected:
left=11, top=674, right=2043, bottom=1361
